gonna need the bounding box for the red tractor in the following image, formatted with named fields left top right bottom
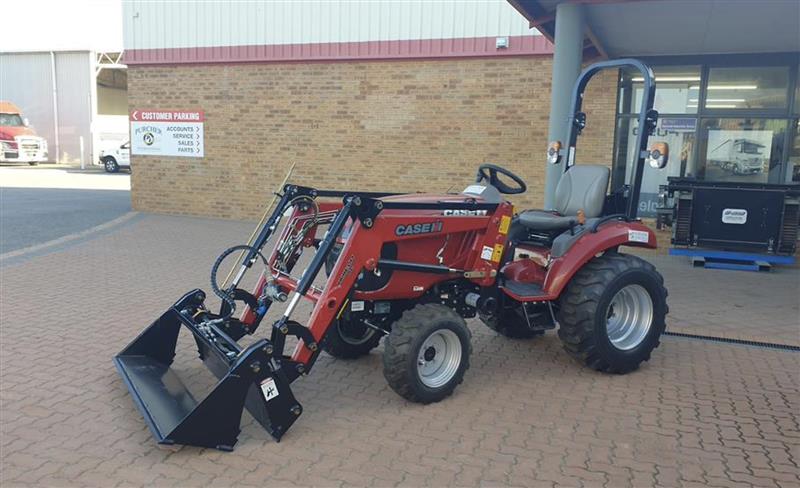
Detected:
left=115, top=59, right=670, bottom=450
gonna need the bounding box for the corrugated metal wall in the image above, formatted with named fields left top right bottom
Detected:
left=0, top=53, right=57, bottom=158
left=123, top=0, right=536, bottom=50
left=0, top=51, right=94, bottom=162
left=54, top=52, right=94, bottom=162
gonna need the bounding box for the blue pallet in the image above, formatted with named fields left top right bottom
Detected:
left=669, top=248, right=795, bottom=272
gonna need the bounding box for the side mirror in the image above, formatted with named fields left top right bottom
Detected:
left=647, top=142, right=669, bottom=169
left=23, top=118, right=30, bottom=127
left=546, top=141, right=562, bottom=164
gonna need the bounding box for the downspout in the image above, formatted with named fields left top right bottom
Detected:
left=50, top=51, right=60, bottom=163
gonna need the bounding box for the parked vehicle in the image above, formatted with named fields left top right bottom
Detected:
left=709, top=138, right=766, bottom=175
left=115, top=59, right=671, bottom=450
left=0, top=101, right=48, bottom=165
left=99, top=141, right=130, bottom=172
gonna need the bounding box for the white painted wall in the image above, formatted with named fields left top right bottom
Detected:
left=123, top=0, right=538, bottom=51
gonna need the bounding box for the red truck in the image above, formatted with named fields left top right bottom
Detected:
left=0, top=101, right=48, bottom=165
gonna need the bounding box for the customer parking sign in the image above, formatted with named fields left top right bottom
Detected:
left=130, top=109, right=204, bottom=157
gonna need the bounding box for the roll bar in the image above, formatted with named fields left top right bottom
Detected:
left=562, top=58, right=658, bottom=220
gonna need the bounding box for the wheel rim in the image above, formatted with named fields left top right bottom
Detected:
left=417, top=329, right=462, bottom=388
left=605, top=284, right=654, bottom=350
left=337, top=320, right=375, bottom=346
left=105, top=160, right=114, bottom=171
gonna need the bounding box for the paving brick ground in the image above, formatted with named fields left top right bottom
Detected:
left=1, top=214, right=799, bottom=487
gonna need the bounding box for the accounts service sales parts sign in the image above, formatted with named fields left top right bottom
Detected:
left=130, top=110, right=204, bottom=158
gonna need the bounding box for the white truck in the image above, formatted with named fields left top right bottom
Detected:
left=709, top=138, right=767, bottom=175
left=99, top=141, right=131, bottom=172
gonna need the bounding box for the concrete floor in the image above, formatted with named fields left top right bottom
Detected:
left=0, top=165, right=131, bottom=254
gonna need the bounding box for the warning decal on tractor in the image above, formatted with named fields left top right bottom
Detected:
left=498, top=215, right=511, bottom=235
left=628, top=230, right=650, bottom=243
left=492, top=244, right=504, bottom=263
left=481, top=246, right=494, bottom=261
left=260, top=378, right=280, bottom=401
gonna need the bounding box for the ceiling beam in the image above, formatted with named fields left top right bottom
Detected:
left=585, top=24, right=609, bottom=59
left=529, top=13, right=556, bottom=27
left=566, top=0, right=651, bottom=5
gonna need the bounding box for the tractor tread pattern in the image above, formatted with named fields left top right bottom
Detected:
left=383, top=303, right=471, bottom=404
left=557, top=252, right=668, bottom=374
left=322, top=321, right=383, bottom=359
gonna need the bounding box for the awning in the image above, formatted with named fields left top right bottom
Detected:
left=509, top=0, right=800, bottom=59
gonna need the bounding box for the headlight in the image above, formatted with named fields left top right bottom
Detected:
left=1, top=141, right=18, bottom=150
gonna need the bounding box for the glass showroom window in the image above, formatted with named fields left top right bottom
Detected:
left=618, top=66, right=701, bottom=115
left=613, top=117, right=697, bottom=216
left=789, top=119, right=800, bottom=182
left=705, top=66, right=790, bottom=110
left=698, top=118, right=787, bottom=184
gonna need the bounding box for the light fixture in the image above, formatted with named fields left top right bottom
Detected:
left=631, top=76, right=701, bottom=82
left=687, top=104, right=738, bottom=109
left=688, top=99, right=746, bottom=103
left=689, top=85, right=759, bottom=90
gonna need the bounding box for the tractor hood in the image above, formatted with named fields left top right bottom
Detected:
left=380, top=183, right=502, bottom=205
left=380, top=193, right=487, bottom=204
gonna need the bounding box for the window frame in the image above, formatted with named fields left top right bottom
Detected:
left=611, top=52, right=800, bottom=191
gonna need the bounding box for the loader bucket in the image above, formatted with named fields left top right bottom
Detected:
left=114, top=289, right=303, bottom=451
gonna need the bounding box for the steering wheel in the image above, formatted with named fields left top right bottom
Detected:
left=475, top=164, right=527, bottom=195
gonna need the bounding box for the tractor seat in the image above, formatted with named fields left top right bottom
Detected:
left=519, top=165, right=610, bottom=231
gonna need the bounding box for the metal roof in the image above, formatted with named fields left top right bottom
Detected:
left=508, top=0, right=800, bottom=59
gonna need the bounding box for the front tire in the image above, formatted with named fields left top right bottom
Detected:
left=557, top=252, right=667, bottom=374
left=28, top=161, right=38, bottom=166
left=383, top=304, right=471, bottom=404
left=322, top=318, right=382, bottom=359
left=103, top=157, right=119, bottom=173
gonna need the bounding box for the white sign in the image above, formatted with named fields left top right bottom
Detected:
left=260, top=378, right=279, bottom=401
left=722, top=208, right=748, bottom=224
left=130, top=109, right=204, bottom=157
left=628, top=230, right=650, bottom=243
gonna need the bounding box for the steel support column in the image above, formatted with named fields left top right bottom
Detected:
left=543, top=2, right=585, bottom=208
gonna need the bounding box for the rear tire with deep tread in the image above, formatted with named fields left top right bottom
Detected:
left=557, top=252, right=668, bottom=374
left=383, top=303, right=471, bottom=404
left=322, top=319, right=382, bottom=359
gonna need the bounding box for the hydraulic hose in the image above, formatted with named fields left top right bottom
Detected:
left=209, top=244, right=268, bottom=322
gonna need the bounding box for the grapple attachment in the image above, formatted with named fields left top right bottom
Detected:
left=114, top=289, right=302, bottom=451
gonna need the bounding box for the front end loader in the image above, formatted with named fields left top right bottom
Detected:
left=115, top=59, right=671, bottom=450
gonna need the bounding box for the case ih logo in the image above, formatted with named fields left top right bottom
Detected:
left=395, top=221, right=443, bottom=236
left=443, top=209, right=488, bottom=216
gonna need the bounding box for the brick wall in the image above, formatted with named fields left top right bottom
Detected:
left=128, top=56, right=618, bottom=220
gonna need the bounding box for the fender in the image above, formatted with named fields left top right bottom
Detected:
left=541, top=221, right=657, bottom=300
